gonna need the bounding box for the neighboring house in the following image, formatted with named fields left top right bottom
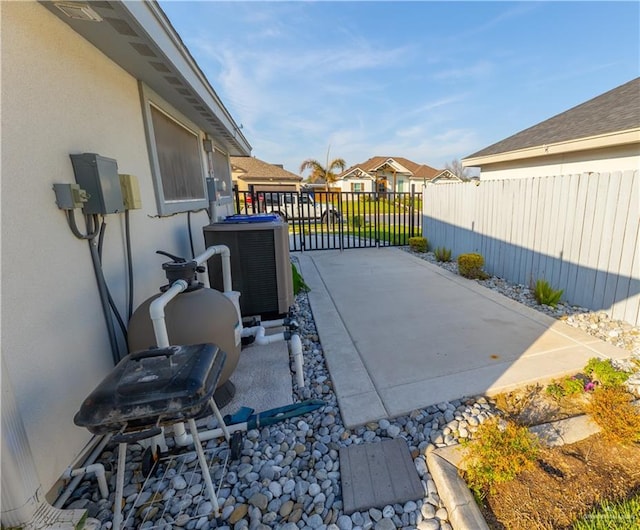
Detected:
left=337, top=156, right=460, bottom=193
left=231, top=156, right=302, bottom=194
left=2, top=1, right=250, bottom=525
left=462, top=77, right=640, bottom=179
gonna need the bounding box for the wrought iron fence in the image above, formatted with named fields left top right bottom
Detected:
left=233, top=188, right=422, bottom=251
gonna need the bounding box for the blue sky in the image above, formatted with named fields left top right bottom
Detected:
left=159, top=1, right=639, bottom=175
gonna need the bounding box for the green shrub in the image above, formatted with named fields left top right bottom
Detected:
left=584, top=357, right=631, bottom=388
left=462, top=417, right=539, bottom=496
left=533, top=279, right=564, bottom=308
left=434, top=247, right=452, bottom=262
left=457, top=253, right=488, bottom=279
left=546, top=376, right=586, bottom=399
left=409, top=237, right=428, bottom=253
left=291, top=263, right=309, bottom=294
left=350, top=215, right=366, bottom=228
left=585, top=385, right=640, bottom=444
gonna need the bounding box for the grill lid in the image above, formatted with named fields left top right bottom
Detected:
left=74, top=343, right=226, bottom=434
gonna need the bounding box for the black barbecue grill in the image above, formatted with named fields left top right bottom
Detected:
left=74, top=343, right=229, bottom=530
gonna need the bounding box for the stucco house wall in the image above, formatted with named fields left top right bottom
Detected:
left=463, top=78, right=640, bottom=180
left=335, top=178, right=375, bottom=193
left=470, top=144, right=640, bottom=180
left=2, top=1, right=240, bottom=499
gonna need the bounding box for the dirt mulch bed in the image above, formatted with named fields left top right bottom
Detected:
left=476, top=383, right=640, bottom=529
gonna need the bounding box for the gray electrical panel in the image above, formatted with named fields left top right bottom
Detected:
left=70, top=153, right=124, bottom=215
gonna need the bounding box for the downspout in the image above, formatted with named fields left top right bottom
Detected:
left=1, top=356, right=85, bottom=528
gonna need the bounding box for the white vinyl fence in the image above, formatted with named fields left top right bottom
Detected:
left=423, top=171, right=639, bottom=326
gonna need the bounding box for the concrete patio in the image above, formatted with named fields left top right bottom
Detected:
left=296, top=247, right=629, bottom=428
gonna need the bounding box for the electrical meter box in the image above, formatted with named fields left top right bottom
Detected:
left=70, top=153, right=124, bottom=215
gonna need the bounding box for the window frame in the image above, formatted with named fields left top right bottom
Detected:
left=140, top=84, right=209, bottom=216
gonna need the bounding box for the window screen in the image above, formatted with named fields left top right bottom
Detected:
left=211, top=148, right=231, bottom=198
left=150, top=105, right=205, bottom=202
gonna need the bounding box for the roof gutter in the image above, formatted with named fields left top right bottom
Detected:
left=125, top=1, right=250, bottom=150
left=462, top=128, right=640, bottom=167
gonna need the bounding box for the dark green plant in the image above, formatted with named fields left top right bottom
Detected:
left=291, top=263, right=309, bottom=294
left=408, top=237, right=428, bottom=253
left=534, top=279, right=564, bottom=308
left=434, top=246, right=452, bottom=262
left=584, top=357, right=631, bottom=388
left=457, top=252, right=488, bottom=279
left=462, top=417, right=539, bottom=497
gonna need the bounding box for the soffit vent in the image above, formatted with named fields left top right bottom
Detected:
left=165, top=76, right=183, bottom=85
left=54, top=2, right=103, bottom=22
left=150, top=61, right=172, bottom=73
left=105, top=17, right=138, bottom=37
left=130, top=42, right=157, bottom=58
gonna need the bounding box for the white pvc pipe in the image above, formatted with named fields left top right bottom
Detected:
left=173, top=417, right=246, bottom=446
left=149, top=279, right=188, bottom=348
left=67, top=464, right=108, bottom=500
left=290, top=333, right=305, bottom=388
left=54, top=434, right=112, bottom=508
left=193, top=245, right=232, bottom=293
left=241, top=326, right=286, bottom=345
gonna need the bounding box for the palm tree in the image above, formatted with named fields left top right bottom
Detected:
left=299, top=157, right=346, bottom=192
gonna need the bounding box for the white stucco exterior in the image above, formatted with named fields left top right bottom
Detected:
left=472, top=143, right=640, bottom=180
left=2, top=1, right=240, bottom=501
left=335, top=178, right=375, bottom=193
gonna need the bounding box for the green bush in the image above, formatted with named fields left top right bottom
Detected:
left=533, top=279, right=563, bottom=308
left=457, top=253, right=488, bottom=279
left=546, top=376, right=586, bottom=399
left=291, top=263, right=309, bottom=294
left=584, top=357, right=631, bottom=388
left=462, top=417, right=539, bottom=496
left=350, top=215, right=366, bottom=228
left=434, top=247, right=452, bottom=262
left=409, top=237, right=428, bottom=253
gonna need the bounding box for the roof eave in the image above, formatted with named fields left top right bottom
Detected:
left=39, top=0, right=251, bottom=156
left=462, top=128, right=640, bottom=167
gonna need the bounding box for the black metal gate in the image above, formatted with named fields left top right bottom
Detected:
left=233, top=189, right=422, bottom=251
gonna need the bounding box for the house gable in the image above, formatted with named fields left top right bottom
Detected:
left=463, top=77, right=640, bottom=172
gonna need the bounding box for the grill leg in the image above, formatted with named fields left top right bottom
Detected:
left=112, top=442, right=127, bottom=530
left=209, top=397, right=230, bottom=442
left=188, top=418, right=220, bottom=517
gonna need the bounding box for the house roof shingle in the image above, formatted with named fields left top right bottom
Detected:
left=466, top=77, right=640, bottom=159
left=230, top=156, right=302, bottom=182
left=341, top=156, right=443, bottom=180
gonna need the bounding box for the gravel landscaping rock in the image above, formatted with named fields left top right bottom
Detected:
left=60, top=252, right=639, bottom=530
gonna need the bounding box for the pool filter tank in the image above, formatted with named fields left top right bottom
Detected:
left=128, top=251, right=241, bottom=399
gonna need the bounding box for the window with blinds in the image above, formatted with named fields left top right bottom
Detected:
left=150, top=105, right=205, bottom=203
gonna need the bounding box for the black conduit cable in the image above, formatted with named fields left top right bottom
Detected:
left=66, top=210, right=100, bottom=240
left=125, top=209, right=134, bottom=321
left=85, top=217, right=121, bottom=365
left=187, top=210, right=195, bottom=259
left=96, top=218, right=128, bottom=343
